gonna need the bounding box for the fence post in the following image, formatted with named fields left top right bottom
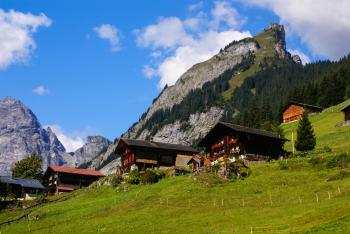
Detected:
left=250, top=226, right=253, bottom=234
left=222, top=198, right=224, bottom=207
left=328, top=191, right=331, bottom=200
left=269, top=194, right=273, bottom=206
left=316, top=193, right=319, bottom=203
left=242, top=199, right=245, bottom=207
left=338, top=186, right=341, bottom=194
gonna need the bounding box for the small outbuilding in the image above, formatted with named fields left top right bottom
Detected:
left=43, top=166, right=104, bottom=195
left=283, top=101, right=322, bottom=123
left=341, top=104, right=350, bottom=122
left=115, top=138, right=199, bottom=172
left=198, top=122, right=288, bottom=161
left=0, top=176, right=44, bottom=200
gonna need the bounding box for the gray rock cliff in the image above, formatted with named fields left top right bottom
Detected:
left=0, top=96, right=75, bottom=176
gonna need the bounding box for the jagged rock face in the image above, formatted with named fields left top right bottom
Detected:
left=88, top=142, right=121, bottom=175
left=0, top=96, right=75, bottom=176
left=152, top=107, right=225, bottom=145
left=268, top=23, right=289, bottom=59
left=74, top=136, right=111, bottom=167
left=124, top=40, right=259, bottom=139
left=292, top=54, right=302, bottom=65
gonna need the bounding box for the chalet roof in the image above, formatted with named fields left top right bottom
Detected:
left=341, top=104, right=350, bottom=112
left=198, top=121, right=288, bottom=147
left=283, top=101, right=323, bottom=112
left=47, top=166, right=104, bottom=177
left=0, top=176, right=45, bottom=190
left=116, top=138, right=199, bottom=154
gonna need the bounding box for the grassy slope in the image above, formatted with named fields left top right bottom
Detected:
left=222, top=29, right=277, bottom=100
left=282, top=99, right=350, bottom=154
left=2, top=102, right=350, bottom=233
left=2, top=160, right=350, bottom=233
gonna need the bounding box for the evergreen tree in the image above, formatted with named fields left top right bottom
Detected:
left=12, top=152, right=43, bottom=179
left=295, top=112, right=316, bottom=151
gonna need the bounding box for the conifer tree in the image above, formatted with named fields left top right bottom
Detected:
left=295, top=112, right=316, bottom=151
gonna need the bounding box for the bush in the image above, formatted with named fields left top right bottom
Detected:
left=327, top=170, right=350, bottom=181
left=140, top=170, right=159, bottom=184
left=326, top=153, right=350, bottom=169
left=127, top=169, right=140, bottom=184
left=278, top=160, right=289, bottom=170
left=309, top=155, right=326, bottom=167
left=110, top=175, right=123, bottom=187
left=323, top=146, right=332, bottom=153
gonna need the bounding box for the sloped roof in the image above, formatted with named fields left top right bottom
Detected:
left=198, top=121, right=287, bottom=147
left=0, top=176, right=44, bottom=189
left=48, top=166, right=104, bottom=177
left=283, top=101, right=323, bottom=112
left=116, top=138, right=199, bottom=154
left=341, top=104, right=350, bottom=112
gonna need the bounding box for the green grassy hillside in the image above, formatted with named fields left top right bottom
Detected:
left=2, top=101, right=350, bottom=234
left=2, top=159, right=350, bottom=233
left=282, top=99, right=350, bottom=154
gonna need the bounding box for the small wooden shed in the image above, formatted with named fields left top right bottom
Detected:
left=341, top=104, right=350, bottom=122
left=0, top=176, right=44, bottom=200
left=283, top=101, right=322, bottom=123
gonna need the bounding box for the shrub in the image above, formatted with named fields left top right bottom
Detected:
left=326, top=153, right=350, bottom=169
left=327, top=170, right=350, bottom=181
left=309, top=155, right=326, bottom=167
left=323, top=146, right=332, bottom=153
left=278, top=160, right=289, bottom=170
left=140, top=170, right=159, bottom=184
left=110, top=175, right=123, bottom=187
left=127, top=169, right=140, bottom=184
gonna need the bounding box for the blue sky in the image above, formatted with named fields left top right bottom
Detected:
left=1, top=0, right=349, bottom=151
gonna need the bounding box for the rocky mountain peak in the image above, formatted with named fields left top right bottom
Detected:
left=74, top=136, right=111, bottom=167
left=0, top=96, right=74, bottom=176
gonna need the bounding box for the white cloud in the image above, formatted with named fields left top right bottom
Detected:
left=288, top=49, right=310, bottom=64
left=135, top=1, right=251, bottom=88
left=0, top=9, right=51, bottom=69
left=188, top=2, right=204, bottom=12
left=46, top=125, right=99, bottom=152
left=242, top=0, right=350, bottom=60
left=94, top=24, right=121, bottom=52
left=33, top=85, right=49, bottom=95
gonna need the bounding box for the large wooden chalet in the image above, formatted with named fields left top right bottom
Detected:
left=283, top=101, right=322, bottom=123
left=43, top=166, right=104, bottom=194
left=115, top=138, right=199, bottom=172
left=341, top=104, right=350, bottom=122
left=198, top=122, right=288, bottom=162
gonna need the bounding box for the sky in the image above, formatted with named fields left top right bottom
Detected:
left=1, top=0, right=350, bottom=152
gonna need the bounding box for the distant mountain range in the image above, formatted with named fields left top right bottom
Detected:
left=0, top=96, right=110, bottom=176
left=2, top=23, right=349, bottom=175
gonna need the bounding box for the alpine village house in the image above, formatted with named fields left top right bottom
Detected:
left=115, top=138, right=199, bottom=173
left=283, top=101, right=323, bottom=123
left=198, top=122, right=288, bottom=163
left=342, top=104, right=350, bottom=122
left=43, top=166, right=104, bottom=194
left=0, top=176, right=45, bottom=200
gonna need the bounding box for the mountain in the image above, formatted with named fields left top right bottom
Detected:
left=74, top=136, right=111, bottom=168
left=0, top=96, right=75, bottom=176
left=122, top=24, right=294, bottom=144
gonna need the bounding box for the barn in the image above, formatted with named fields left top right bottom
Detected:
left=341, top=104, right=350, bottom=122
left=0, top=176, right=44, bottom=200
left=43, top=166, right=104, bottom=194
left=283, top=101, right=323, bottom=123
left=115, top=138, right=199, bottom=172
left=198, top=122, right=288, bottom=161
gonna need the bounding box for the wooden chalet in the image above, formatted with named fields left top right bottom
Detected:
left=341, top=104, right=350, bottom=122
left=115, top=138, right=199, bottom=172
left=198, top=122, right=288, bottom=161
left=43, top=166, right=104, bottom=194
left=283, top=101, right=322, bottom=123
left=0, top=176, right=44, bottom=200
